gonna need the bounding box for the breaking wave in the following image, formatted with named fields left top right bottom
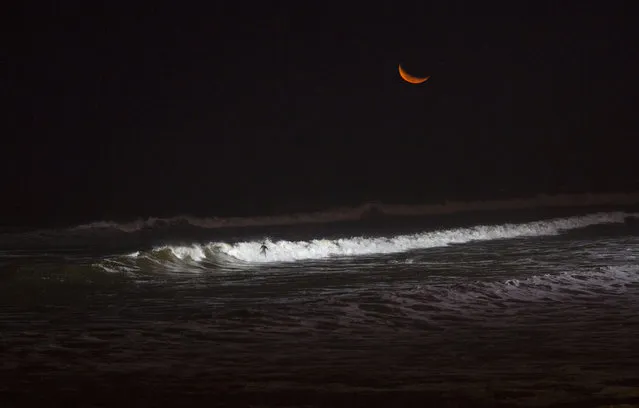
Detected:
left=101, top=212, right=633, bottom=270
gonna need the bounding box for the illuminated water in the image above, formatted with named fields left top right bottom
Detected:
left=1, top=206, right=638, bottom=407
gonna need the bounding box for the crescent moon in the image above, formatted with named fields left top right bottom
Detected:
left=398, top=64, right=430, bottom=84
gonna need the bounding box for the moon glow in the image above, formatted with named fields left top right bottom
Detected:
left=398, top=65, right=430, bottom=84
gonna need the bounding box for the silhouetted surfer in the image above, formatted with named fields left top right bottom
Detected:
left=260, top=242, right=268, bottom=256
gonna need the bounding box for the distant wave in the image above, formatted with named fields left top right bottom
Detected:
left=98, top=212, right=633, bottom=270
left=69, top=192, right=639, bottom=234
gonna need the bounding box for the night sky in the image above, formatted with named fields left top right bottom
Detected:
left=6, top=2, right=639, bottom=227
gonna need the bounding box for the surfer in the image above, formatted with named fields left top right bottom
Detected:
left=260, top=242, right=268, bottom=256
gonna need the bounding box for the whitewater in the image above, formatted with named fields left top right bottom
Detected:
left=1, top=194, right=639, bottom=407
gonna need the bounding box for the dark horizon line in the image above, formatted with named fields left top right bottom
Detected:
left=4, top=188, right=639, bottom=231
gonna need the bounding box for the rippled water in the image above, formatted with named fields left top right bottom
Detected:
left=1, top=220, right=639, bottom=407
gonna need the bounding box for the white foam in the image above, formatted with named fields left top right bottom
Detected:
left=153, top=211, right=631, bottom=263
left=502, top=265, right=638, bottom=295
left=448, top=264, right=639, bottom=305
left=377, top=265, right=639, bottom=324
left=162, top=244, right=207, bottom=262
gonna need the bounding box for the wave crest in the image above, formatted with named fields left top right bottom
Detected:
left=114, top=211, right=632, bottom=266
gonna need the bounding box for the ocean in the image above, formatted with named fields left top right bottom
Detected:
left=1, top=194, right=639, bottom=407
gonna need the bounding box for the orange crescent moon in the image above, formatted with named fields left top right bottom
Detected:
left=398, top=64, right=430, bottom=84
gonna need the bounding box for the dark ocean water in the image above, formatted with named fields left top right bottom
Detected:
left=1, top=202, right=639, bottom=407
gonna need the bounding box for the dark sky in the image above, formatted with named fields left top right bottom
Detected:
left=5, top=2, right=639, bottom=226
